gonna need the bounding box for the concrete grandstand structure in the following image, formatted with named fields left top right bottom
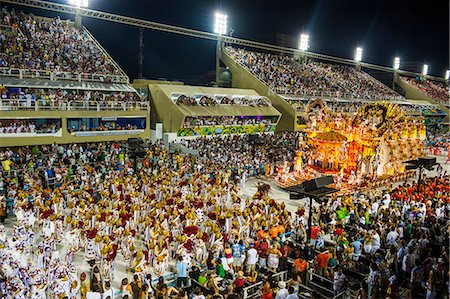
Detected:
left=0, top=9, right=150, bottom=146
left=149, top=84, right=281, bottom=141
left=221, top=47, right=447, bottom=131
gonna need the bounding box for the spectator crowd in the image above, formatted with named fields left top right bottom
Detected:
left=227, top=47, right=403, bottom=101
left=0, top=119, right=61, bottom=134
left=1, top=87, right=142, bottom=108
left=401, top=77, right=449, bottom=105
left=175, top=94, right=271, bottom=107
left=181, top=116, right=277, bottom=128
left=0, top=8, right=120, bottom=76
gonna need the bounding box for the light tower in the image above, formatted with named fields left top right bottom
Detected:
left=354, top=47, right=363, bottom=71
left=392, top=57, right=400, bottom=89
left=298, top=33, right=310, bottom=63
left=68, top=0, right=89, bottom=27
left=214, top=12, right=228, bottom=87
left=445, top=70, right=449, bottom=84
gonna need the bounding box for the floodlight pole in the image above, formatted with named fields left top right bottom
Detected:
left=392, top=71, right=397, bottom=90
left=307, top=196, right=314, bottom=243
left=75, top=7, right=82, bottom=27
left=417, top=165, right=423, bottom=194
left=215, top=37, right=222, bottom=87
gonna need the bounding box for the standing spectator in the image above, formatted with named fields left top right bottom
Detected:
left=261, top=278, right=273, bottom=299
left=275, top=281, right=289, bottom=299
left=367, top=263, right=380, bottom=299
left=231, top=240, right=244, bottom=272
left=333, top=267, right=347, bottom=294
left=130, top=274, right=142, bottom=299
left=267, top=244, right=282, bottom=272
left=279, top=242, right=291, bottom=271
left=233, top=271, right=246, bottom=294
left=258, top=238, right=269, bottom=268
left=192, top=287, right=205, bottom=299
left=314, top=249, right=330, bottom=277
left=293, top=256, right=308, bottom=282
left=246, top=243, right=258, bottom=274
left=0, top=196, right=6, bottom=223
left=285, top=286, right=298, bottom=299
left=176, top=256, right=188, bottom=288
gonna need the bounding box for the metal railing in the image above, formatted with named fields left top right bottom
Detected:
left=0, top=99, right=149, bottom=111
left=0, top=67, right=129, bottom=84
left=242, top=281, right=263, bottom=299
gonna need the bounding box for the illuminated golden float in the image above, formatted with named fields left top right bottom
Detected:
left=277, top=100, right=426, bottom=192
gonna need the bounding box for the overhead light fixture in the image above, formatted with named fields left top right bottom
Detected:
left=393, top=57, right=400, bottom=70
left=214, top=12, right=228, bottom=35
left=299, top=33, right=310, bottom=51
left=422, top=64, right=428, bottom=76
left=69, top=0, right=88, bottom=7
left=354, top=47, right=363, bottom=62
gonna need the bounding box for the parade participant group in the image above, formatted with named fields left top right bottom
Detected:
left=0, top=137, right=448, bottom=299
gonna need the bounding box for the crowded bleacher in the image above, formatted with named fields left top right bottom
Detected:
left=401, top=76, right=449, bottom=105
left=0, top=8, right=121, bottom=76
left=227, top=47, right=403, bottom=101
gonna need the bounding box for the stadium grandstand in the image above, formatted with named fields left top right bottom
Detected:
left=0, top=8, right=149, bottom=147
left=221, top=46, right=444, bottom=130
left=398, top=76, right=449, bottom=107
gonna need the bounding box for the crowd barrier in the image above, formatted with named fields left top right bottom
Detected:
left=0, top=99, right=149, bottom=111
left=0, top=67, right=129, bottom=84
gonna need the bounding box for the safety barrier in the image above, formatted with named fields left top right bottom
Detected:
left=0, top=67, right=129, bottom=84
left=242, top=281, right=263, bottom=299
left=0, top=99, right=149, bottom=111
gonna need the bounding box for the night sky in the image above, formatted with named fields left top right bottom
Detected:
left=7, top=0, right=449, bottom=82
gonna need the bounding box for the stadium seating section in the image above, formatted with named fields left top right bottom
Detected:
left=226, top=47, right=403, bottom=101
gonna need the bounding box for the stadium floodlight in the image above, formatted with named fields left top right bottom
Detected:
left=299, top=34, right=310, bottom=51
left=393, top=57, right=400, bottom=70
left=354, top=47, right=363, bottom=62
left=69, top=0, right=88, bottom=7
left=214, top=12, right=228, bottom=35
left=422, top=64, right=428, bottom=76
left=445, top=70, right=449, bottom=80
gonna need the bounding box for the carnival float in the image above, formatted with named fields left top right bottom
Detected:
left=277, top=99, right=426, bottom=192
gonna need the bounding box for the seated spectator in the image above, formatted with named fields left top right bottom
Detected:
left=227, top=47, right=403, bottom=101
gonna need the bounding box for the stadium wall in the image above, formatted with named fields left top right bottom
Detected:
left=148, top=83, right=281, bottom=135
left=220, top=50, right=297, bottom=131
left=0, top=110, right=150, bottom=147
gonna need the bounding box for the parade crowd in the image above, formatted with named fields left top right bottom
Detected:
left=227, top=47, right=402, bottom=101
left=0, top=133, right=447, bottom=299
left=0, top=8, right=120, bottom=75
